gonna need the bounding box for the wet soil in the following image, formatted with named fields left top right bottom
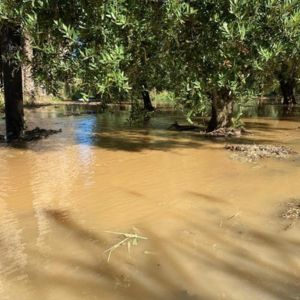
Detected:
left=280, top=199, right=300, bottom=220
left=225, top=144, right=297, bottom=161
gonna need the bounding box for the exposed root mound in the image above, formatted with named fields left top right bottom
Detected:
left=23, top=127, right=62, bottom=141
left=201, top=127, right=251, bottom=137
left=0, top=127, right=62, bottom=142
left=280, top=199, right=300, bottom=220
left=225, top=144, right=297, bottom=161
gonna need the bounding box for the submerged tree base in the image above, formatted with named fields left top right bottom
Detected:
left=225, top=144, right=297, bottom=161
left=0, top=127, right=62, bottom=142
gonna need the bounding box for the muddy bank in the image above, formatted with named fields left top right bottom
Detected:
left=280, top=199, right=300, bottom=220
left=225, top=144, right=297, bottom=161
left=202, top=127, right=252, bottom=137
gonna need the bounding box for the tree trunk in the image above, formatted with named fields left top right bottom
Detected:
left=141, top=88, right=155, bottom=111
left=64, top=81, right=72, bottom=99
left=207, top=94, right=218, bottom=132
left=0, top=57, right=3, bottom=90
left=22, top=30, right=36, bottom=103
left=0, top=25, right=25, bottom=141
left=280, top=78, right=296, bottom=105
left=206, top=90, right=233, bottom=132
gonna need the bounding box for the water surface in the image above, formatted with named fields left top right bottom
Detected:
left=0, top=106, right=299, bottom=300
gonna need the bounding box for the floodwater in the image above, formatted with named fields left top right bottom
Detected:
left=0, top=105, right=300, bottom=300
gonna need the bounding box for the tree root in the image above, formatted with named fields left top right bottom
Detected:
left=0, top=127, right=62, bottom=142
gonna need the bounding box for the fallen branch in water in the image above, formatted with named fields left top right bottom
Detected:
left=104, top=231, right=147, bottom=262
left=168, top=121, right=202, bottom=132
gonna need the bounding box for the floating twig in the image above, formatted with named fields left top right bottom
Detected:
left=104, top=230, right=147, bottom=262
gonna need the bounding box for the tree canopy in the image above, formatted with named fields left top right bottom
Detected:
left=1, top=0, right=300, bottom=139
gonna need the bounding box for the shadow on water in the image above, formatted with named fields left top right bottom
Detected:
left=184, top=191, right=230, bottom=205
left=6, top=208, right=297, bottom=300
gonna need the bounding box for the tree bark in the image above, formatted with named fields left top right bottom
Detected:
left=0, top=25, right=25, bottom=141
left=141, top=88, right=155, bottom=111
left=206, top=89, right=233, bottom=132
left=22, top=30, right=36, bottom=103
left=279, top=78, right=296, bottom=105
left=207, top=94, right=218, bottom=132
left=0, top=56, right=3, bottom=90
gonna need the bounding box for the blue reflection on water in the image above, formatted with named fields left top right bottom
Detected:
left=74, top=116, right=97, bottom=169
left=74, top=116, right=96, bottom=146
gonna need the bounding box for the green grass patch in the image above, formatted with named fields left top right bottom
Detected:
left=0, top=93, right=4, bottom=113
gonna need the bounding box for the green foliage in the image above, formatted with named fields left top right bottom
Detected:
left=1, top=0, right=300, bottom=127
left=245, top=0, right=300, bottom=93
left=151, top=90, right=176, bottom=107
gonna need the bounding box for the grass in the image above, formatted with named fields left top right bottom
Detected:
left=150, top=90, right=176, bottom=108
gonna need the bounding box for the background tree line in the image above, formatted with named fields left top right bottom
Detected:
left=0, top=0, right=299, bottom=140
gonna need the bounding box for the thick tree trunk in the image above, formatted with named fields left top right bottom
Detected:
left=280, top=78, right=296, bottom=105
left=141, top=88, right=154, bottom=111
left=0, top=25, right=25, bottom=141
left=206, top=90, right=233, bottom=132
left=207, top=94, right=218, bottom=132
left=0, top=57, right=3, bottom=90
left=22, top=31, right=36, bottom=103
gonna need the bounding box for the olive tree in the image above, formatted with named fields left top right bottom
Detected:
left=251, top=0, right=300, bottom=105
left=157, top=0, right=257, bottom=131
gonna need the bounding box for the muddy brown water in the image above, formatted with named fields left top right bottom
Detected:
left=0, top=106, right=300, bottom=300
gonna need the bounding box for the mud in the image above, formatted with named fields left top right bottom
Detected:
left=225, top=144, right=297, bottom=161
left=280, top=199, right=300, bottom=220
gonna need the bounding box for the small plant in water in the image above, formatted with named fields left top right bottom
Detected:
left=104, top=230, right=147, bottom=262
left=127, top=100, right=153, bottom=126
left=231, top=110, right=245, bottom=129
